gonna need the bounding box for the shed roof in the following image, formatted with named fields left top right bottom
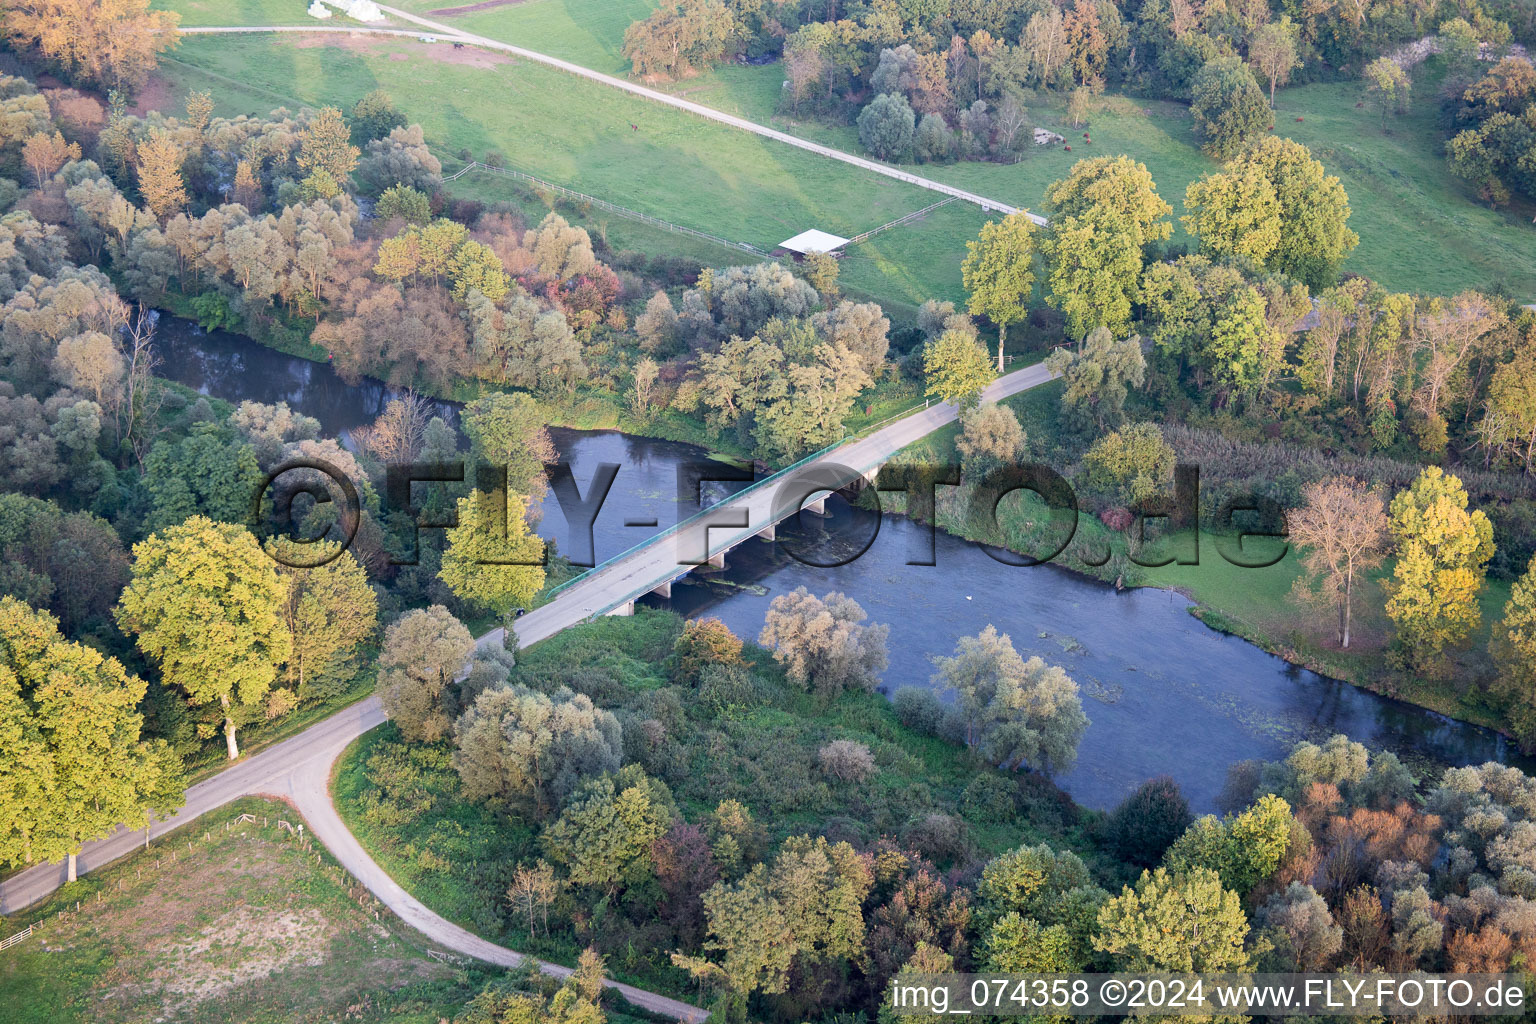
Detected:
left=778, top=229, right=850, bottom=254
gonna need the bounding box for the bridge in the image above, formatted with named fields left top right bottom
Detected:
left=504, top=360, right=1056, bottom=649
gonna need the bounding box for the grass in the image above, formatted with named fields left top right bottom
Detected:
left=148, top=31, right=985, bottom=309
left=160, top=0, right=1536, bottom=300
left=0, top=797, right=490, bottom=1024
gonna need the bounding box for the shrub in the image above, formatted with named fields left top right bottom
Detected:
left=696, top=662, right=760, bottom=716
left=903, top=812, right=971, bottom=865
left=1108, top=775, right=1194, bottom=867
left=818, top=739, right=877, bottom=782
left=893, top=685, right=945, bottom=734
left=670, top=616, right=744, bottom=686
left=963, top=774, right=1019, bottom=819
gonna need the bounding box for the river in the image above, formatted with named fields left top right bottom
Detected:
left=150, top=315, right=1535, bottom=812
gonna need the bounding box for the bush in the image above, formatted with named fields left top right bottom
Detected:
left=696, top=662, right=760, bottom=716
left=1107, top=775, right=1194, bottom=867
left=963, top=774, right=1019, bottom=819
left=818, top=739, right=877, bottom=782
left=893, top=685, right=945, bottom=734
left=902, top=811, right=971, bottom=865
left=670, top=616, right=744, bottom=686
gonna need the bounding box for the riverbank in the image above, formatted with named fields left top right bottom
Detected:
left=883, top=381, right=1516, bottom=741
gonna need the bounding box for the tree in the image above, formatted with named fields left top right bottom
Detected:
left=1040, top=210, right=1143, bottom=341
left=1044, top=156, right=1173, bottom=254
left=116, top=517, right=291, bottom=760
left=635, top=290, right=678, bottom=353
left=375, top=184, right=430, bottom=225
left=543, top=769, right=674, bottom=893
left=453, top=683, right=622, bottom=815
left=297, top=106, right=359, bottom=184
left=448, top=239, right=510, bottom=303
left=1107, top=776, right=1193, bottom=867
left=1248, top=19, right=1300, bottom=107
left=1080, top=422, right=1175, bottom=507
left=506, top=860, right=560, bottom=937
left=758, top=587, right=889, bottom=695
left=1257, top=882, right=1342, bottom=971
left=1494, top=555, right=1536, bottom=750
left=0, top=597, right=183, bottom=881
left=21, top=130, right=78, bottom=189
left=355, top=124, right=442, bottom=195
left=671, top=617, right=744, bottom=686
left=1094, top=867, right=1250, bottom=972
left=1165, top=794, right=1296, bottom=895
left=271, top=540, right=378, bottom=703
left=1362, top=57, right=1411, bottom=128
left=377, top=605, right=475, bottom=743
left=858, top=92, right=917, bottom=161
left=142, top=430, right=264, bottom=534
left=136, top=130, right=186, bottom=220
left=524, top=212, right=597, bottom=282
left=932, top=625, right=1088, bottom=774
left=350, top=89, right=407, bottom=146
left=961, top=212, right=1037, bottom=371
left=622, top=0, right=736, bottom=78
left=1190, top=55, right=1270, bottom=159
left=1287, top=478, right=1387, bottom=649
left=802, top=249, right=839, bottom=297
left=1184, top=136, right=1357, bottom=289
left=460, top=391, right=557, bottom=497
left=975, top=842, right=1095, bottom=928
left=52, top=330, right=125, bottom=407
left=1044, top=327, right=1146, bottom=430
left=439, top=489, right=545, bottom=615
left=0, top=0, right=180, bottom=91
left=924, top=328, right=995, bottom=408
left=956, top=401, right=1025, bottom=476
left=1385, top=467, right=1494, bottom=670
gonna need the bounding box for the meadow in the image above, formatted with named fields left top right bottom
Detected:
left=149, top=29, right=985, bottom=312
left=159, top=0, right=1536, bottom=300
left=0, top=797, right=489, bottom=1024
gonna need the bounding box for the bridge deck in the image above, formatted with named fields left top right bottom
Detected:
left=504, top=361, right=1056, bottom=649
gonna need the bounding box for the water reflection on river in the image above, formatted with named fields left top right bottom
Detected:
left=152, top=316, right=1534, bottom=811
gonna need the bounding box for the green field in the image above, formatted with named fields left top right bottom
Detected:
left=150, top=31, right=983, bottom=309
left=0, top=798, right=487, bottom=1024
left=160, top=0, right=1536, bottom=300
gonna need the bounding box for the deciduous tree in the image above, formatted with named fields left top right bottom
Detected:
left=923, top=328, right=994, bottom=408
left=1385, top=467, right=1494, bottom=670
left=439, top=489, right=546, bottom=614
left=1289, top=477, right=1388, bottom=649
left=758, top=588, right=889, bottom=696
left=116, top=517, right=290, bottom=760
left=377, top=605, right=475, bottom=743
left=962, top=212, right=1037, bottom=370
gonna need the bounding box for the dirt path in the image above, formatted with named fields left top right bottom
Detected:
left=427, top=0, right=525, bottom=15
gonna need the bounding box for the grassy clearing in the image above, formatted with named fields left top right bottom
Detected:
left=0, top=797, right=488, bottom=1024
left=149, top=31, right=980, bottom=310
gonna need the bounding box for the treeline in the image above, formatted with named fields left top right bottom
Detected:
left=1445, top=50, right=1536, bottom=206
left=623, top=0, right=1535, bottom=165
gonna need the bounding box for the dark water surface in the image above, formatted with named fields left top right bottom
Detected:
left=152, top=315, right=1534, bottom=811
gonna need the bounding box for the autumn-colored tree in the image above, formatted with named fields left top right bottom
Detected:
left=1094, top=867, right=1250, bottom=972
left=116, top=517, right=291, bottom=759
left=671, top=617, right=744, bottom=686
left=269, top=539, right=378, bottom=703
left=1289, top=477, right=1389, bottom=649
left=21, top=130, right=79, bottom=188
left=0, top=0, right=181, bottom=91
left=622, top=0, right=736, bottom=79
left=136, top=129, right=187, bottom=220
left=924, top=328, right=995, bottom=408
left=759, top=587, right=889, bottom=696
left=961, top=212, right=1037, bottom=371
left=1385, top=467, right=1494, bottom=671
left=231, top=158, right=263, bottom=211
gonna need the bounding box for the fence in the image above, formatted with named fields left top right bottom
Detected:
left=443, top=161, right=768, bottom=257
left=845, top=197, right=956, bottom=246
left=0, top=924, right=32, bottom=952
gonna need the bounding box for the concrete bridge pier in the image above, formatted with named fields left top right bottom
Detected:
left=757, top=523, right=776, bottom=542
left=707, top=550, right=726, bottom=569
left=804, top=496, right=827, bottom=516
left=606, top=600, right=635, bottom=617
left=651, top=580, right=672, bottom=599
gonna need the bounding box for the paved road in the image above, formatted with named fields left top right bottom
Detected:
left=499, top=361, right=1057, bottom=650
left=0, top=364, right=1055, bottom=1017
left=181, top=18, right=1044, bottom=225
